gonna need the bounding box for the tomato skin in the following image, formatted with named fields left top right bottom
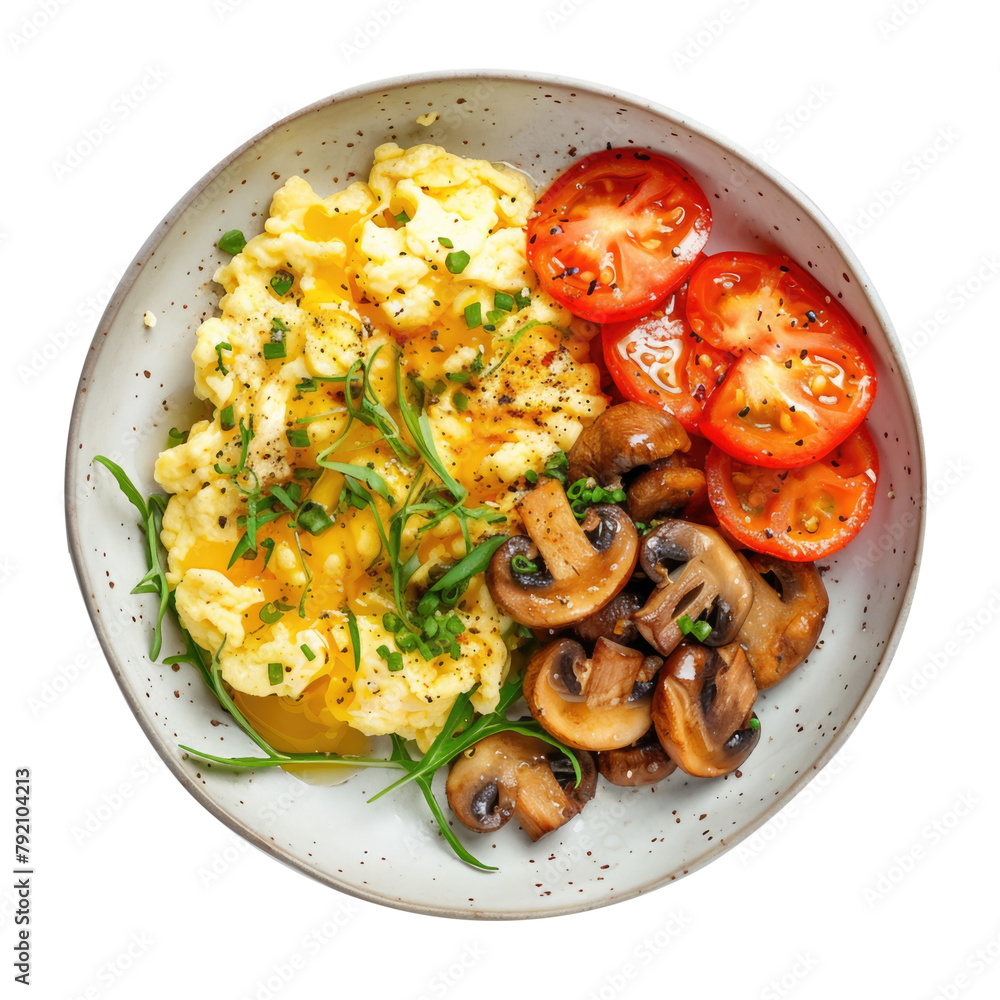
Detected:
left=704, top=425, right=879, bottom=561
left=527, top=148, right=712, bottom=323
left=602, top=277, right=734, bottom=433
left=687, top=253, right=877, bottom=467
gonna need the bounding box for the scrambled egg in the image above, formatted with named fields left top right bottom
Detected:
left=155, top=143, right=606, bottom=749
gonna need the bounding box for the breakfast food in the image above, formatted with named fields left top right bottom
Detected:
left=98, top=140, right=878, bottom=869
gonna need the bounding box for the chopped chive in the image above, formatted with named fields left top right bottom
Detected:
left=422, top=617, right=439, bottom=639
left=417, top=591, right=440, bottom=618
left=166, top=427, right=189, bottom=449
left=301, top=644, right=316, bottom=661
left=263, top=341, right=287, bottom=360
left=271, top=316, right=290, bottom=334
left=395, top=631, right=417, bottom=653
left=377, top=644, right=391, bottom=660
left=382, top=612, right=402, bottom=633
left=445, top=250, right=471, bottom=274
left=445, top=616, right=465, bottom=635
left=494, top=291, right=514, bottom=312
left=267, top=662, right=283, bottom=686
left=220, top=405, right=235, bottom=430
left=259, top=537, right=275, bottom=569
left=438, top=236, right=454, bottom=248
left=286, top=428, right=310, bottom=448
left=524, top=469, right=538, bottom=483
left=453, top=392, right=469, bottom=412
left=464, top=302, right=482, bottom=328
left=749, top=716, right=761, bottom=732
left=260, top=601, right=292, bottom=625
left=446, top=371, right=470, bottom=383
left=511, top=553, right=539, bottom=574
left=214, top=341, right=232, bottom=375
left=270, top=271, right=293, bottom=296
left=218, top=229, right=247, bottom=255
left=296, top=378, right=317, bottom=392
left=514, top=288, right=531, bottom=309
left=486, top=308, right=505, bottom=326
left=340, top=604, right=361, bottom=673
left=395, top=210, right=410, bottom=224
left=387, top=651, right=404, bottom=672
left=677, top=613, right=712, bottom=642
left=297, top=501, right=333, bottom=535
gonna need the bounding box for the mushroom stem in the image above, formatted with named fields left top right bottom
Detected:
left=518, top=478, right=600, bottom=583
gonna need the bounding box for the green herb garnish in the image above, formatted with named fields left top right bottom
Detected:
left=218, top=229, right=247, bottom=255
left=445, top=250, right=470, bottom=274
left=464, top=302, right=482, bottom=329
left=438, top=236, right=454, bottom=248
left=267, top=662, right=283, bottom=686
left=286, top=428, right=310, bottom=448
left=677, top=613, right=712, bottom=642
left=270, top=271, right=293, bottom=296
left=263, top=341, right=287, bottom=360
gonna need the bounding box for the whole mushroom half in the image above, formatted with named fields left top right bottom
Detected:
left=652, top=642, right=760, bottom=777
left=735, top=552, right=829, bottom=689
left=445, top=732, right=597, bottom=841
left=567, top=401, right=691, bottom=489
left=597, top=729, right=677, bottom=787
left=632, top=520, right=754, bottom=657
left=487, top=478, right=638, bottom=628
left=522, top=637, right=661, bottom=751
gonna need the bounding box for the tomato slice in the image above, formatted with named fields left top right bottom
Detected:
left=527, top=148, right=712, bottom=323
left=602, top=275, right=734, bottom=433
left=687, top=253, right=876, bottom=467
left=704, top=425, right=879, bottom=561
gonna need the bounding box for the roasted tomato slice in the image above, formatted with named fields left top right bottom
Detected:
left=704, top=425, right=879, bottom=561
left=686, top=253, right=876, bottom=467
left=602, top=275, right=734, bottom=433
left=527, top=148, right=712, bottom=323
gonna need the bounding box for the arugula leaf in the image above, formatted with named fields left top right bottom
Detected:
left=369, top=672, right=582, bottom=803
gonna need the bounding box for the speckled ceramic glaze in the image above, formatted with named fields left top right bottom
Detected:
left=65, top=71, right=924, bottom=919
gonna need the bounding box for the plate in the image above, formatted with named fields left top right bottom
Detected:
left=65, top=70, right=924, bottom=918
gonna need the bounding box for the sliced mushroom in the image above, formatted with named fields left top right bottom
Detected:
left=735, top=553, right=829, bottom=689
left=445, top=731, right=597, bottom=841
left=652, top=642, right=760, bottom=778
left=632, top=520, right=754, bottom=656
left=572, top=586, right=649, bottom=647
left=568, top=401, right=690, bottom=489
left=626, top=461, right=707, bottom=523
left=487, top=478, right=638, bottom=628
left=523, top=637, right=661, bottom=751
left=597, top=729, right=677, bottom=787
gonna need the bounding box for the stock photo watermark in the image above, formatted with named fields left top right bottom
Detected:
left=737, top=749, right=854, bottom=863
left=237, top=901, right=361, bottom=1000
left=928, top=925, right=1000, bottom=1000
left=863, top=790, right=978, bottom=908
left=70, top=932, right=154, bottom=1000
left=843, top=126, right=958, bottom=240
left=51, top=66, right=169, bottom=180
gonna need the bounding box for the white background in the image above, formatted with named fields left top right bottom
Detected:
left=5, top=0, right=998, bottom=997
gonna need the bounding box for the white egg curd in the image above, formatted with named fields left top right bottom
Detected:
left=154, top=143, right=606, bottom=751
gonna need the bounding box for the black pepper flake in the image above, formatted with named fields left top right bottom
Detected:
left=784, top=359, right=793, bottom=368
left=738, top=405, right=750, bottom=417
left=799, top=348, right=808, bottom=359
left=795, top=439, right=804, bottom=446
left=586, top=279, right=597, bottom=296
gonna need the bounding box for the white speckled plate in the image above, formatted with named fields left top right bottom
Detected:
left=65, top=71, right=924, bottom=919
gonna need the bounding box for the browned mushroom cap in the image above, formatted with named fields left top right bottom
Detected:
left=627, top=461, right=707, bottom=523
left=486, top=478, right=638, bottom=628
left=652, top=643, right=760, bottom=778
left=572, top=586, right=649, bottom=647
left=735, top=553, right=829, bottom=689
left=523, top=637, right=661, bottom=752
left=597, top=729, right=677, bottom=787
left=445, top=731, right=597, bottom=841
left=568, top=401, right=691, bottom=489
left=632, top=520, right=753, bottom=656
